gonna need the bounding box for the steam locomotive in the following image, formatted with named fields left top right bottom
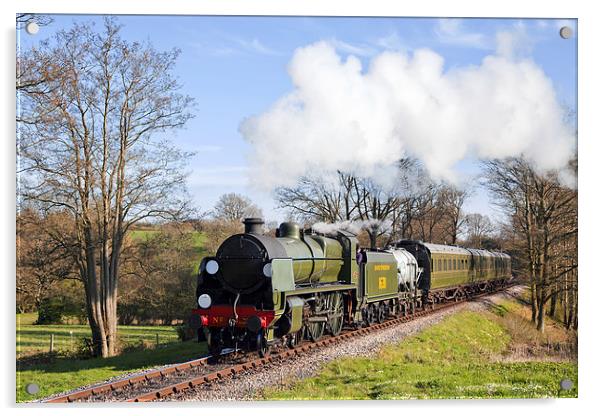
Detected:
left=189, top=218, right=511, bottom=356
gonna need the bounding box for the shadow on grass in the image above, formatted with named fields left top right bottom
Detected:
left=481, top=299, right=510, bottom=317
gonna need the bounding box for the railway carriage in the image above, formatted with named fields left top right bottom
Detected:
left=394, top=240, right=511, bottom=303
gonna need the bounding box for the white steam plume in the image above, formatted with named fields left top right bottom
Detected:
left=240, top=32, right=575, bottom=189
left=312, top=219, right=392, bottom=236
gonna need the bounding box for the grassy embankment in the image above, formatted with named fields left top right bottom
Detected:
left=262, top=293, right=577, bottom=400
left=16, top=228, right=209, bottom=402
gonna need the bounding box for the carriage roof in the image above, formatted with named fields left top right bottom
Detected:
left=423, top=243, right=510, bottom=259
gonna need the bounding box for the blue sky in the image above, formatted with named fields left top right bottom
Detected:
left=17, top=15, right=577, bottom=223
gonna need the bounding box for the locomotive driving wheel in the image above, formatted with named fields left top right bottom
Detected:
left=306, top=294, right=326, bottom=341
left=376, top=302, right=386, bottom=324
left=328, top=292, right=344, bottom=336
left=367, top=303, right=378, bottom=325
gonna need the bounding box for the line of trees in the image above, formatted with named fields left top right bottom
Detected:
left=275, top=159, right=487, bottom=249
left=483, top=158, right=577, bottom=332
left=17, top=210, right=199, bottom=326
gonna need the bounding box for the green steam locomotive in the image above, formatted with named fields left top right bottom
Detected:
left=189, top=218, right=511, bottom=356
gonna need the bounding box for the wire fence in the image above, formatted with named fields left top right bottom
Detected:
left=18, top=328, right=182, bottom=357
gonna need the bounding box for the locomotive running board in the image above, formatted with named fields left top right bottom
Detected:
left=291, top=284, right=357, bottom=295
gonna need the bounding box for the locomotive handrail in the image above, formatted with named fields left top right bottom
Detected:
left=291, top=257, right=344, bottom=261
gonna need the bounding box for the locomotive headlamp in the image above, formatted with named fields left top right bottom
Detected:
left=198, top=294, right=212, bottom=309
left=205, top=260, right=219, bottom=274
left=262, top=263, right=273, bottom=278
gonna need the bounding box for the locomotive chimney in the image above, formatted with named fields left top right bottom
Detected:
left=243, top=218, right=264, bottom=234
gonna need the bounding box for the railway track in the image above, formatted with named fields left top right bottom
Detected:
left=42, top=285, right=515, bottom=403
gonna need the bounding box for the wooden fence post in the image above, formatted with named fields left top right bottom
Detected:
left=49, top=333, right=54, bottom=353
left=156, top=333, right=159, bottom=347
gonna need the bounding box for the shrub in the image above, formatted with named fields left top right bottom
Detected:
left=35, top=297, right=64, bottom=324
left=176, top=324, right=195, bottom=341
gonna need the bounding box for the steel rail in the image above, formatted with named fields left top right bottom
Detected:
left=42, top=353, right=221, bottom=403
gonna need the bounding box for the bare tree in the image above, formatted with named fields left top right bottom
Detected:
left=463, top=213, right=496, bottom=248
left=213, top=193, right=263, bottom=222
left=348, top=176, right=402, bottom=248
left=483, top=157, right=577, bottom=333
left=275, top=159, right=439, bottom=248
left=16, top=14, right=58, bottom=98
left=275, top=172, right=356, bottom=223
left=16, top=14, right=54, bottom=26
left=18, top=18, right=195, bottom=356
left=439, top=185, right=469, bottom=244
left=276, top=171, right=401, bottom=248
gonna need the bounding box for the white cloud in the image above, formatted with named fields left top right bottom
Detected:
left=232, top=37, right=280, bottom=56
left=327, top=38, right=375, bottom=57
left=374, top=32, right=406, bottom=51
left=239, top=30, right=575, bottom=190
left=495, top=22, right=533, bottom=58
left=435, top=18, right=490, bottom=49
left=189, top=36, right=279, bottom=57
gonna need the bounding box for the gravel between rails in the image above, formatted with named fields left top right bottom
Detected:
left=164, top=287, right=524, bottom=402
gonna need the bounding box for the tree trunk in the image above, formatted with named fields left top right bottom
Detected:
left=86, top=277, right=118, bottom=357
left=549, top=289, right=557, bottom=318
left=530, top=278, right=538, bottom=323
left=536, top=286, right=546, bottom=333
left=368, top=231, right=377, bottom=250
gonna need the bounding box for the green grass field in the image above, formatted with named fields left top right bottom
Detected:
left=262, top=296, right=578, bottom=400
left=17, top=338, right=207, bottom=402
